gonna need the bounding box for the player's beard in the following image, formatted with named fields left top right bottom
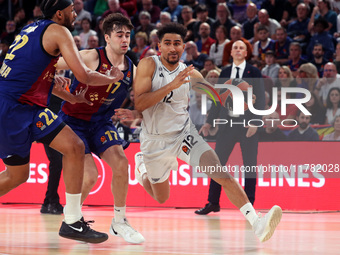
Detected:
left=165, top=53, right=179, bottom=65
left=63, top=15, right=75, bottom=32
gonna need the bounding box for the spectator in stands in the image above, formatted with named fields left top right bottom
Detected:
left=287, top=3, right=310, bottom=51
left=259, top=111, right=287, bottom=141
left=74, top=0, right=92, bottom=34
left=101, top=0, right=129, bottom=19
left=296, top=63, right=319, bottom=95
left=280, top=0, right=300, bottom=28
left=323, top=115, right=340, bottom=140
left=209, top=25, right=229, bottom=67
left=156, top=11, right=172, bottom=28
left=135, top=11, right=156, bottom=37
left=325, top=88, right=340, bottom=124
left=211, top=3, right=237, bottom=40
left=308, top=0, right=337, bottom=35
left=314, top=62, right=340, bottom=105
left=144, top=48, right=157, bottom=58
left=261, top=50, right=280, bottom=79
left=222, top=26, right=253, bottom=66
left=192, top=4, right=215, bottom=41
left=205, top=69, right=221, bottom=85
left=257, top=9, right=281, bottom=38
left=196, top=22, right=216, bottom=55
left=133, top=0, right=161, bottom=26
left=184, top=41, right=208, bottom=70
left=260, top=0, right=285, bottom=22
left=252, top=25, right=276, bottom=64
left=243, top=3, right=259, bottom=40
left=333, top=43, right=340, bottom=73
left=200, top=58, right=221, bottom=78
left=310, top=43, right=328, bottom=77
left=120, top=0, right=138, bottom=17
left=0, top=38, right=10, bottom=66
left=139, top=29, right=160, bottom=60
left=79, top=17, right=97, bottom=49
left=0, top=20, right=16, bottom=44
left=180, top=5, right=196, bottom=42
left=186, top=0, right=199, bottom=18
left=230, top=0, right=248, bottom=24
left=276, top=66, right=297, bottom=88
left=13, top=8, right=27, bottom=30
left=304, top=92, right=326, bottom=124
left=307, top=18, right=334, bottom=61
left=275, top=27, right=293, bottom=65
left=132, top=32, right=148, bottom=60
left=163, top=0, right=183, bottom=22
left=73, top=35, right=83, bottom=50
left=87, top=35, right=99, bottom=49
left=288, top=110, right=320, bottom=141
left=285, top=42, right=308, bottom=77
left=95, top=17, right=106, bottom=47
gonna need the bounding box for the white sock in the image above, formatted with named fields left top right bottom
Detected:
left=240, top=202, right=258, bottom=226
left=114, top=205, right=126, bottom=223
left=63, top=193, right=82, bottom=224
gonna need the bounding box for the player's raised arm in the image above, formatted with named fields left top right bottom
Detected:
left=43, top=24, right=122, bottom=85
left=134, top=58, right=194, bottom=112
left=56, top=49, right=99, bottom=71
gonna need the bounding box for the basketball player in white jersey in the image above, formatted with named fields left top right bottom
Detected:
left=134, top=23, right=282, bottom=242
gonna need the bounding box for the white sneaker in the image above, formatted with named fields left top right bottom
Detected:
left=110, top=218, right=145, bottom=244
left=253, top=205, right=282, bottom=242
left=135, top=152, right=146, bottom=186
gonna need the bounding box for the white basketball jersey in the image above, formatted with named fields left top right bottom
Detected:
left=141, top=56, right=190, bottom=135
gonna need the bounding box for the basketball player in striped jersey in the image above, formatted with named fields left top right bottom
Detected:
left=134, top=23, right=282, bottom=242
left=56, top=13, right=144, bottom=244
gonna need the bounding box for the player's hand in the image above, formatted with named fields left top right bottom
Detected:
left=115, top=108, right=134, bottom=121
left=106, top=66, right=124, bottom=83
left=199, top=123, right=212, bottom=137
left=54, top=76, right=71, bottom=91
left=73, top=85, right=93, bottom=106
left=245, top=126, right=258, bottom=138
left=169, top=65, right=195, bottom=90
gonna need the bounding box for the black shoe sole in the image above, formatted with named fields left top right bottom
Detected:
left=59, top=233, right=108, bottom=244
left=195, top=209, right=220, bottom=215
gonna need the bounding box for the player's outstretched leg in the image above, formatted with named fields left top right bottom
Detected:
left=110, top=218, right=145, bottom=244
left=59, top=217, right=108, bottom=243
left=253, top=205, right=282, bottom=242
left=200, top=150, right=282, bottom=242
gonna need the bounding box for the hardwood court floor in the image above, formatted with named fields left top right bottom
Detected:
left=0, top=204, right=339, bottom=255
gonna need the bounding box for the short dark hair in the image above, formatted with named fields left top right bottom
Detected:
left=157, top=23, right=187, bottom=42
left=103, top=13, right=134, bottom=35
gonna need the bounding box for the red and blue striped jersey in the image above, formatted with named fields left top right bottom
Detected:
left=61, top=47, right=133, bottom=122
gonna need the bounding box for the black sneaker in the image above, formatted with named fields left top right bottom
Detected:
left=40, top=203, right=64, bottom=215
left=59, top=218, right=108, bottom=243
left=40, top=204, right=49, bottom=214
left=195, top=203, right=220, bottom=215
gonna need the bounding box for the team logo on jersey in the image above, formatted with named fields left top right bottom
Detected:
left=102, top=64, right=108, bottom=71
left=100, top=136, right=107, bottom=144
left=89, top=92, right=99, bottom=101
left=36, top=121, right=46, bottom=131
left=23, top=25, right=38, bottom=33
left=127, top=71, right=131, bottom=78
left=182, top=145, right=190, bottom=155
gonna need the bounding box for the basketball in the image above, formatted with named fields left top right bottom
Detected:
left=219, top=78, right=252, bottom=111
